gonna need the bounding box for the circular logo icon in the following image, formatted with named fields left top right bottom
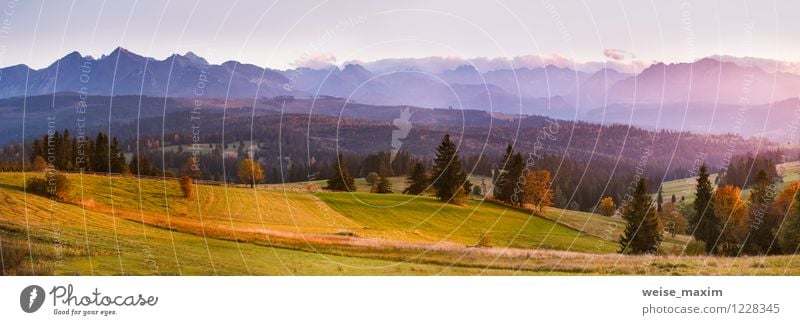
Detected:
left=20, top=285, right=45, bottom=313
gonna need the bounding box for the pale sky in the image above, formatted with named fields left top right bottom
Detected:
left=0, top=0, right=797, bottom=70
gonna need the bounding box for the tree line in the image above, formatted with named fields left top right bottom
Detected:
left=610, top=162, right=800, bottom=255
left=29, top=130, right=127, bottom=173
left=325, top=134, right=553, bottom=210
left=14, top=128, right=800, bottom=256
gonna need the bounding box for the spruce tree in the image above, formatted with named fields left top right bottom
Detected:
left=723, top=163, right=739, bottom=187
left=109, top=137, right=127, bottom=174
left=693, top=163, right=720, bottom=254
left=372, top=155, right=393, bottom=193
left=494, top=144, right=514, bottom=202
left=325, top=153, right=356, bottom=192
left=779, top=189, right=800, bottom=253
left=745, top=170, right=777, bottom=254
left=92, top=133, right=109, bottom=172
left=403, top=162, right=429, bottom=195
left=657, top=188, right=664, bottom=212
left=431, top=134, right=466, bottom=204
left=619, top=178, right=663, bottom=254
left=130, top=154, right=152, bottom=176
left=375, top=174, right=392, bottom=193
left=30, top=138, right=44, bottom=163
left=504, top=153, right=525, bottom=206
left=462, top=178, right=473, bottom=196
left=271, top=167, right=280, bottom=184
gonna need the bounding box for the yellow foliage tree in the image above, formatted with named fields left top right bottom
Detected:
left=523, top=170, right=553, bottom=213
left=660, top=203, right=688, bottom=237
left=712, top=185, right=749, bottom=255
left=237, top=158, right=265, bottom=188
left=179, top=176, right=194, bottom=199
left=598, top=196, right=616, bottom=216
left=32, top=155, right=47, bottom=172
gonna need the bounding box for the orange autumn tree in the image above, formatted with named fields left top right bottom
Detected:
left=523, top=170, right=553, bottom=213
left=598, top=196, right=616, bottom=217
left=712, top=185, right=749, bottom=255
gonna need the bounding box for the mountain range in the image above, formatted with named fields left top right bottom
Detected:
left=1, top=48, right=799, bottom=138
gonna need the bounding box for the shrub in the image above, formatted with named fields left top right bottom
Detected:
left=471, top=184, right=482, bottom=196
left=477, top=233, right=492, bottom=247
left=684, top=240, right=707, bottom=256
left=25, top=173, right=70, bottom=202
left=0, top=240, right=54, bottom=276
left=25, top=177, right=47, bottom=195
left=365, top=172, right=379, bottom=186
left=0, top=240, right=28, bottom=275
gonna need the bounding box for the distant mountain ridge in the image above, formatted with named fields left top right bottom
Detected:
left=0, top=47, right=304, bottom=100
left=2, top=48, right=799, bottom=134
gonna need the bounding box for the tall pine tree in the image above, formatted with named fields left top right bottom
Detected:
left=619, top=178, right=663, bottom=254
left=779, top=188, right=800, bottom=253
left=325, top=153, right=356, bottom=192
left=656, top=188, right=664, bottom=212
left=692, top=163, right=720, bottom=254
left=494, top=144, right=514, bottom=202
left=744, top=170, right=778, bottom=254
left=109, top=136, right=127, bottom=174
left=374, top=156, right=392, bottom=194
left=375, top=174, right=392, bottom=193
left=92, top=133, right=109, bottom=172
left=505, top=153, right=525, bottom=206
left=403, top=162, right=429, bottom=195
left=431, top=134, right=466, bottom=204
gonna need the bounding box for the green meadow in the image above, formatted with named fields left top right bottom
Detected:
left=2, top=172, right=800, bottom=275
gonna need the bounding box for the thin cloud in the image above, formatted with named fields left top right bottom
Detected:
left=343, top=54, right=651, bottom=74
left=604, top=49, right=631, bottom=61
left=291, top=52, right=337, bottom=69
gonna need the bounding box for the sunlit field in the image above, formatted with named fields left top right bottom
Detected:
left=2, top=172, right=799, bottom=275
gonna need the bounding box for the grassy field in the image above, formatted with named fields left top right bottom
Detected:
left=316, top=192, right=616, bottom=253
left=311, top=175, right=491, bottom=194
left=0, top=172, right=541, bottom=275
left=2, top=172, right=800, bottom=275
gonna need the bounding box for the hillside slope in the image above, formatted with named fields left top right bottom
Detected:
left=4, top=172, right=800, bottom=275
